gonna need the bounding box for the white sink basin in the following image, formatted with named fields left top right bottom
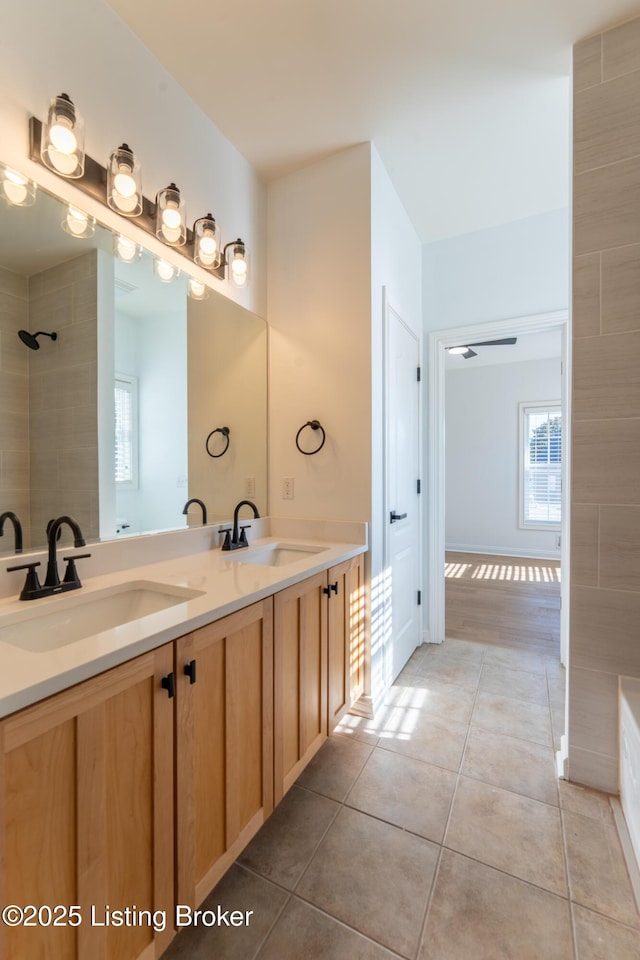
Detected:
left=229, top=542, right=329, bottom=568
left=0, top=580, right=204, bottom=653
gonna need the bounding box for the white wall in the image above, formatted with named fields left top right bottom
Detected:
left=267, top=142, right=422, bottom=709
left=423, top=208, right=569, bottom=332
left=0, top=0, right=266, bottom=317
left=446, top=357, right=561, bottom=559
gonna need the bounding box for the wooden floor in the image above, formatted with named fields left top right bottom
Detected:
left=445, top=552, right=561, bottom=658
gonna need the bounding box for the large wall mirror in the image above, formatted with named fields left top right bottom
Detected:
left=0, top=181, right=267, bottom=555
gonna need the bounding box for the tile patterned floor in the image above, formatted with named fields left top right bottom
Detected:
left=165, top=639, right=640, bottom=960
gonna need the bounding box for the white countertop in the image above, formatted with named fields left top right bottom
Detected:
left=0, top=523, right=367, bottom=719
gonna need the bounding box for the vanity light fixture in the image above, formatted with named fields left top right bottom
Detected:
left=41, top=94, right=84, bottom=178
left=187, top=278, right=209, bottom=300
left=0, top=166, right=37, bottom=207
left=223, top=239, right=248, bottom=288
left=107, top=144, right=142, bottom=216
left=153, top=257, right=180, bottom=283
left=448, top=346, right=470, bottom=356
left=156, top=183, right=186, bottom=246
left=62, top=205, right=95, bottom=239
left=114, top=234, right=143, bottom=263
left=193, top=214, right=221, bottom=269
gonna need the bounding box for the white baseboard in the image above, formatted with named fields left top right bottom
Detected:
left=446, top=543, right=561, bottom=561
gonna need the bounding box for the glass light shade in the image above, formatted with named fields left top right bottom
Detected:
left=228, top=240, right=248, bottom=288
left=448, top=346, right=468, bottom=355
left=153, top=257, right=180, bottom=283
left=41, top=94, right=85, bottom=178
left=113, top=234, right=143, bottom=263
left=0, top=166, right=37, bottom=207
left=107, top=144, right=142, bottom=216
left=62, top=205, right=95, bottom=239
left=188, top=278, right=208, bottom=300
left=193, top=214, right=221, bottom=268
left=156, top=183, right=186, bottom=246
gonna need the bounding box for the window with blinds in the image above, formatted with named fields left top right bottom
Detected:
left=115, top=374, right=138, bottom=488
left=519, top=402, right=561, bottom=528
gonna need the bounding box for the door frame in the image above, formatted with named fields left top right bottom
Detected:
left=383, top=288, right=423, bottom=676
left=427, top=310, right=570, bottom=664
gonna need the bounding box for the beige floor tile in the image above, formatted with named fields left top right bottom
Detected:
left=479, top=663, right=549, bottom=706
left=163, top=864, right=288, bottom=960
left=410, top=655, right=482, bottom=690
left=378, top=712, right=469, bottom=772
left=383, top=673, right=477, bottom=725
left=332, top=714, right=380, bottom=746
left=426, top=637, right=487, bottom=663
left=563, top=810, right=640, bottom=927
left=296, top=734, right=373, bottom=801
left=461, top=725, right=559, bottom=806
left=297, top=806, right=438, bottom=957
left=573, top=904, right=640, bottom=960
left=419, top=849, right=573, bottom=960
left=472, top=690, right=553, bottom=746
left=238, top=786, right=339, bottom=890
left=346, top=747, right=457, bottom=842
left=257, top=896, right=400, bottom=960
left=445, top=776, right=567, bottom=896
left=484, top=646, right=547, bottom=675
left=559, top=781, right=614, bottom=825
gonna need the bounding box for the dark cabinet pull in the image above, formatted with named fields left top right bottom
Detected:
left=161, top=672, right=175, bottom=698
left=322, top=585, right=331, bottom=597
left=184, top=659, right=197, bottom=684
left=330, top=582, right=339, bottom=595
left=390, top=511, right=407, bottom=523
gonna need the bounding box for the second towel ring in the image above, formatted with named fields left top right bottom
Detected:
left=206, top=426, right=230, bottom=458
left=295, top=420, right=326, bottom=455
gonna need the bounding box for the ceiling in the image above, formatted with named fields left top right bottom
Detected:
left=105, top=0, right=638, bottom=243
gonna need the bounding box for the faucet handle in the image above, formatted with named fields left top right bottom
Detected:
left=6, top=561, right=42, bottom=601
left=219, top=527, right=232, bottom=551
left=239, top=524, right=251, bottom=545
left=62, top=553, right=91, bottom=585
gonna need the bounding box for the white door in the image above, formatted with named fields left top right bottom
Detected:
left=385, top=300, right=421, bottom=680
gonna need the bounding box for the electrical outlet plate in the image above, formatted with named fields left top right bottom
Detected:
left=282, top=478, right=294, bottom=500
left=245, top=477, right=256, bottom=498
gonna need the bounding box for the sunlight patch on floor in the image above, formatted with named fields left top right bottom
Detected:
left=445, top=560, right=561, bottom=584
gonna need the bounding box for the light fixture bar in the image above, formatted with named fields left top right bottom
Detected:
left=28, top=116, right=227, bottom=280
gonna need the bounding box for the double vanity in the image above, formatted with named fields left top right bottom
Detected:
left=0, top=518, right=367, bottom=960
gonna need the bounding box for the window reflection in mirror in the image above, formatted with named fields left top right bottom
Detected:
left=0, top=178, right=267, bottom=556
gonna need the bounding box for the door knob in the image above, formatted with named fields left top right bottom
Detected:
left=390, top=511, right=407, bottom=523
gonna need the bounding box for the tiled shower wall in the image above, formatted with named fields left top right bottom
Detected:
left=570, top=17, right=640, bottom=792
left=27, top=250, right=99, bottom=548
left=0, top=267, right=29, bottom=537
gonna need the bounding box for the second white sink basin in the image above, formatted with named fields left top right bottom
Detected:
left=229, top=542, right=329, bottom=567
left=0, top=580, right=205, bottom=654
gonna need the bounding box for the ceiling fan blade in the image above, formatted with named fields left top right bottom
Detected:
left=467, top=337, right=517, bottom=347
left=462, top=348, right=477, bottom=359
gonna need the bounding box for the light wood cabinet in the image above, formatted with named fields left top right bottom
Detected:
left=0, top=645, right=175, bottom=960
left=327, top=554, right=365, bottom=732
left=175, top=598, right=273, bottom=908
left=274, top=571, right=328, bottom=803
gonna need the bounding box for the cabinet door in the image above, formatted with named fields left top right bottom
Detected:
left=274, top=571, right=328, bottom=803
left=0, top=645, right=174, bottom=960
left=327, top=554, right=365, bottom=731
left=175, top=599, right=273, bottom=908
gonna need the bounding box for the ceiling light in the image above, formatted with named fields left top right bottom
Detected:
left=188, top=278, right=208, bottom=300
left=193, top=214, right=220, bottom=268
left=153, top=257, right=180, bottom=283
left=41, top=94, right=84, bottom=178
left=114, top=234, right=143, bottom=263
left=108, top=144, right=142, bottom=216
left=448, top=346, right=469, bottom=355
left=0, top=166, right=36, bottom=206
left=62, top=205, right=95, bottom=239
left=156, top=183, right=186, bottom=246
